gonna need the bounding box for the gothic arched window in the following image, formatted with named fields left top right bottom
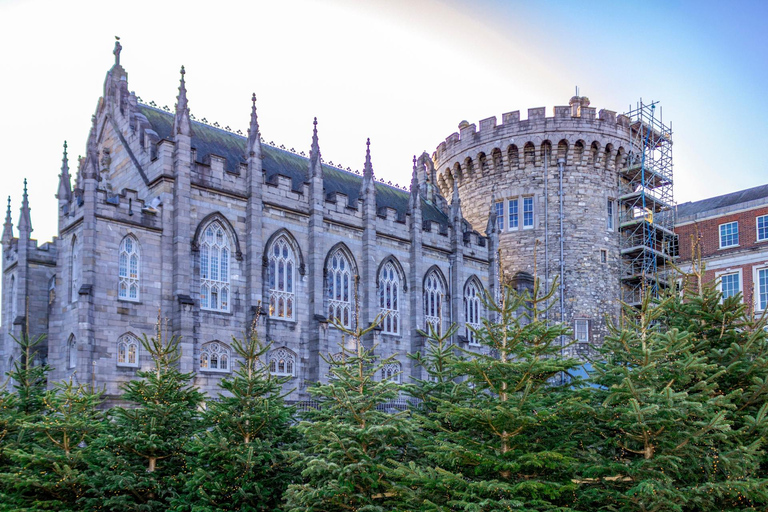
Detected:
left=268, top=235, right=296, bottom=320
left=378, top=261, right=401, bottom=335
left=117, top=333, right=140, bottom=367
left=67, top=334, right=77, bottom=369
left=326, top=248, right=354, bottom=328
left=464, top=279, right=483, bottom=346
left=381, top=361, right=401, bottom=383
left=424, top=269, right=446, bottom=336
left=268, top=347, right=297, bottom=377
left=200, top=341, right=230, bottom=372
left=118, top=235, right=140, bottom=301
left=70, top=236, right=80, bottom=302
left=199, top=222, right=231, bottom=312
left=9, top=275, right=16, bottom=321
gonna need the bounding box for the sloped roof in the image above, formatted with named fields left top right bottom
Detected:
left=138, top=105, right=448, bottom=225
left=676, top=183, right=768, bottom=220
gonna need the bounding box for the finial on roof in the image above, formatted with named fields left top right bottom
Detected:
left=361, top=138, right=375, bottom=198
left=58, top=140, right=72, bottom=202
left=363, top=138, right=373, bottom=178
left=247, top=93, right=261, bottom=155
left=451, top=178, right=462, bottom=221
left=310, top=117, right=322, bottom=177
left=173, top=65, right=191, bottom=137
left=2, top=196, right=12, bottom=245
left=113, top=36, right=122, bottom=67
left=18, top=179, right=32, bottom=235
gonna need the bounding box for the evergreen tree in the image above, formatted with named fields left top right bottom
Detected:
left=574, top=289, right=768, bottom=511
left=284, top=280, right=415, bottom=511
left=175, top=316, right=295, bottom=512
left=0, top=379, right=103, bottom=511
left=84, top=319, right=204, bottom=511
left=396, top=277, right=582, bottom=511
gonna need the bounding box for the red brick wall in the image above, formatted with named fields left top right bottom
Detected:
left=676, top=206, right=768, bottom=260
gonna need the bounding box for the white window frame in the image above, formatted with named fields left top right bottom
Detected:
left=508, top=198, right=519, bottom=230
left=607, top=198, right=614, bottom=231
left=268, top=235, right=296, bottom=320
left=269, top=347, right=297, bottom=377
left=522, top=196, right=534, bottom=229
left=574, top=319, right=590, bottom=343
left=754, top=266, right=768, bottom=311
left=200, top=341, right=231, bottom=373
left=719, top=221, right=739, bottom=249
left=200, top=222, right=231, bottom=312
left=464, top=280, right=483, bottom=346
left=118, top=235, right=140, bottom=301
left=380, top=362, right=401, bottom=383
left=716, top=269, right=742, bottom=303
left=495, top=201, right=505, bottom=231
left=326, top=248, right=354, bottom=328
left=424, top=270, right=445, bottom=336
left=117, top=333, right=140, bottom=368
left=378, top=261, right=401, bottom=335
left=757, top=215, right=768, bottom=242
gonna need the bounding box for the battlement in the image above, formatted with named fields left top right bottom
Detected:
left=435, top=100, right=632, bottom=160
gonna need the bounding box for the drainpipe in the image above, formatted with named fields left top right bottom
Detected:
left=558, top=157, right=566, bottom=356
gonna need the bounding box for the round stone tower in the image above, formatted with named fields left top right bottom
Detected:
left=433, top=97, right=635, bottom=352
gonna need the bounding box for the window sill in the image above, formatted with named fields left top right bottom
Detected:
left=199, top=369, right=231, bottom=374
left=268, top=316, right=297, bottom=323
left=719, top=244, right=739, bottom=250
left=200, top=308, right=233, bottom=316
left=117, top=363, right=139, bottom=369
left=118, top=298, right=142, bottom=305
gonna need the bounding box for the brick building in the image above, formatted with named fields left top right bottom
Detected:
left=675, top=184, right=768, bottom=310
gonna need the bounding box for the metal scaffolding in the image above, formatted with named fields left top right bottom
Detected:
left=619, top=100, right=675, bottom=305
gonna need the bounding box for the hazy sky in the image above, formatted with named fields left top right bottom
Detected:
left=1, top=0, right=766, bottom=245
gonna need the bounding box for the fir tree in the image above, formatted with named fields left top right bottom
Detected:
left=176, top=313, right=295, bottom=512
left=84, top=317, right=204, bottom=511
left=396, top=275, right=582, bottom=511
left=575, top=288, right=767, bottom=511
left=0, top=379, right=103, bottom=511
left=284, top=278, right=415, bottom=511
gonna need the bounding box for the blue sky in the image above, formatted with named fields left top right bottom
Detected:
left=0, top=0, right=765, bottom=244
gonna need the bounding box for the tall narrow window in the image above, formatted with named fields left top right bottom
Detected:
left=117, top=333, right=140, bottom=367
left=495, top=201, right=504, bottom=231
left=200, top=222, right=231, bottom=312
left=508, top=199, right=519, bottom=229
left=118, top=235, right=140, bottom=301
left=48, top=275, right=56, bottom=305
left=269, top=347, right=297, bottom=377
left=379, top=261, right=401, bottom=334
left=326, top=248, right=354, bottom=328
left=70, top=236, right=80, bottom=302
left=464, top=280, right=483, bottom=346
left=574, top=319, right=589, bottom=343
left=268, top=235, right=296, bottom=320
left=67, top=335, right=77, bottom=369
left=523, top=197, right=534, bottom=228
left=757, top=215, right=768, bottom=242
left=719, top=221, right=739, bottom=248
left=757, top=268, right=768, bottom=311
left=424, top=270, right=445, bottom=335
left=381, top=362, right=401, bottom=383
left=719, top=272, right=741, bottom=301
left=200, top=341, right=230, bottom=372
left=9, top=275, right=16, bottom=321
left=607, top=199, right=614, bottom=230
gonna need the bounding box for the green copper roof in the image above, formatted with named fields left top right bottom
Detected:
left=138, top=105, right=447, bottom=225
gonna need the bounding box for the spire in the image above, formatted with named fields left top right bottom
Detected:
left=409, top=155, right=421, bottom=213
left=361, top=138, right=375, bottom=197
left=2, top=196, right=13, bottom=245
left=309, top=117, right=322, bottom=178
left=451, top=179, right=462, bottom=221
left=173, top=66, right=191, bottom=137
left=57, top=140, right=72, bottom=202
left=486, top=192, right=498, bottom=235
left=18, top=179, right=32, bottom=236
left=247, top=93, right=261, bottom=156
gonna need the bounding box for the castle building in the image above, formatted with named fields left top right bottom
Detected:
left=1, top=44, right=681, bottom=399
left=432, top=98, right=675, bottom=352
left=675, top=184, right=768, bottom=310
left=1, top=45, right=498, bottom=400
